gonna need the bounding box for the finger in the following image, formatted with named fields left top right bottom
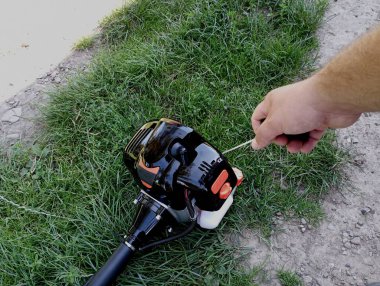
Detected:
left=300, top=138, right=319, bottom=153
left=273, top=134, right=288, bottom=146
left=300, top=129, right=325, bottom=153
left=251, top=100, right=269, bottom=133
left=287, top=140, right=303, bottom=153
left=252, top=118, right=282, bottom=150
left=309, top=129, right=325, bottom=141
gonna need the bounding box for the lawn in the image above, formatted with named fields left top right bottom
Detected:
left=0, top=0, right=344, bottom=285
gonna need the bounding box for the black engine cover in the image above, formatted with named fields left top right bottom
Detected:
left=124, top=118, right=237, bottom=211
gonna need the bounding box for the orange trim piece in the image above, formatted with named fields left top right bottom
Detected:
left=219, top=182, right=232, bottom=199
left=236, top=176, right=244, bottom=186
left=233, top=167, right=244, bottom=186
left=139, top=160, right=159, bottom=175
left=141, top=180, right=152, bottom=189
left=211, top=169, right=228, bottom=194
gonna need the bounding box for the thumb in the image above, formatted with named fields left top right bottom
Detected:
left=252, top=118, right=282, bottom=150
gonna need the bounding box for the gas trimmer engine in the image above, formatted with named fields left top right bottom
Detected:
left=85, top=118, right=243, bottom=286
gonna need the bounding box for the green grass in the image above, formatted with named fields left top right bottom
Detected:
left=278, top=270, right=303, bottom=286
left=73, top=36, right=95, bottom=51
left=0, top=0, right=344, bottom=285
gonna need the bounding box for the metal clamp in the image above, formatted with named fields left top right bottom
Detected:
left=124, top=241, right=135, bottom=251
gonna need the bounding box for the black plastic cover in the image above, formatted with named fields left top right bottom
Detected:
left=124, top=118, right=237, bottom=211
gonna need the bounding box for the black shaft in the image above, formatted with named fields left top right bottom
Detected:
left=84, top=243, right=134, bottom=286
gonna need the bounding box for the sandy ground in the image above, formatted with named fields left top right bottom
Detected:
left=0, top=0, right=125, bottom=104
left=0, top=1, right=379, bottom=286
left=0, top=47, right=95, bottom=146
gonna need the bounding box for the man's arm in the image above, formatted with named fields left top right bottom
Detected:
left=251, top=25, right=380, bottom=153
left=316, top=26, right=380, bottom=112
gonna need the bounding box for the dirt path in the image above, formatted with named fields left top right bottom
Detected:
left=0, top=0, right=125, bottom=103
left=0, top=48, right=95, bottom=147
left=245, top=1, right=380, bottom=285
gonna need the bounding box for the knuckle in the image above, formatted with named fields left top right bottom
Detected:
left=265, top=90, right=276, bottom=101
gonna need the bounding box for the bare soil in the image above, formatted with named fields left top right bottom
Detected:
left=0, top=48, right=95, bottom=147
left=0, top=0, right=125, bottom=103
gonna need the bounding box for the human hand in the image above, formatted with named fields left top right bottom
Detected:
left=251, top=76, right=361, bottom=153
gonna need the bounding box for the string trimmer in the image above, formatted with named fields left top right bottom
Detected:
left=85, top=118, right=243, bottom=286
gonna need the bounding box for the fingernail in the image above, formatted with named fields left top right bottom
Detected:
left=251, top=138, right=260, bottom=150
